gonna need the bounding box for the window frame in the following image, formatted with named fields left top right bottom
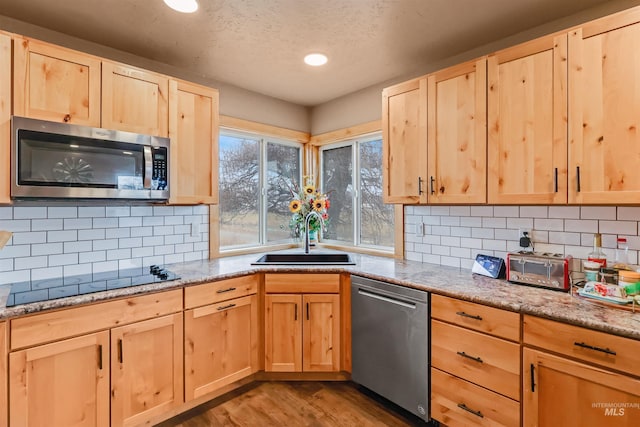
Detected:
left=218, top=127, right=304, bottom=252
left=319, top=132, right=394, bottom=252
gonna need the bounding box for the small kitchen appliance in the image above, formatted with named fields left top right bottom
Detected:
left=471, top=254, right=506, bottom=279
left=506, top=251, right=572, bottom=291
left=11, top=116, right=170, bottom=200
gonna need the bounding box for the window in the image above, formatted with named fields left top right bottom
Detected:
left=219, top=130, right=302, bottom=249
left=320, top=133, right=394, bottom=250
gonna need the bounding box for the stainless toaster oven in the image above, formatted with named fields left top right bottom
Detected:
left=506, top=251, right=572, bottom=291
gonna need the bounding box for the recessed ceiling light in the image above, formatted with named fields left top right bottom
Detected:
left=163, top=0, right=199, bottom=13
left=304, top=53, right=328, bottom=66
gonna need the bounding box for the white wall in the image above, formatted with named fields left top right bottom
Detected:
left=0, top=205, right=209, bottom=304
left=405, top=205, right=640, bottom=272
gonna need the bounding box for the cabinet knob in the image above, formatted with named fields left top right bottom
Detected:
left=63, top=114, right=71, bottom=122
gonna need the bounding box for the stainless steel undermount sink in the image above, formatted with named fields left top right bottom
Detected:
left=252, top=252, right=355, bottom=265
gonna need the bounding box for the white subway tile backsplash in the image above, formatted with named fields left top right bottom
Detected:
left=405, top=205, right=640, bottom=270
left=581, top=206, right=616, bottom=220
left=617, top=207, right=640, bottom=221
left=130, top=206, right=154, bottom=217
left=63, top=218, right=93, bottom=230
left=12, top=232, right=47, bottom=245
left=93, top=239, right=119, bottom=251
left=47, top=230, right=78, bottom=242
left=520, top=206, right=547, bottom=218
left=106, top=206, right=131, bottom=217
left=0, top=207, right=12, bottom=219
left=119, top=237, right=142, bottom=249
left=0, top=245, right=30, bottom=259
left=31, top=266, right=63, bottom=281
left=63, top=241, right=93, bottom=253
left=2, top=220, right=30, bottom=232
left=0, top=259, right=13, bottom=272
left=153, top=206, right=174, bottom=216
left=78, top=229, right=106, bottom=241
left=164, top=253, right=184, bottom=264
left=93, top=217, right=119, bottom=228
left=15, top=256, right=47, bottom=270
left=14, top=207, right=47, bottom=219
left=78, top=206, right=106, bottom=218
left=164, top=216, right=184, bottom=225
left=143, top=216, right=165, bottom=226
left=49, top=253, right=79, bottom=266
left=79, top=251, right=106, bottom=264
left=107, top=249, right=132, bottom=261
left=48, top=207, right=78, bottom=218
left=31, top=219, right=63, bottom=231
left=110, top=228, right=131, bottom=239
left=599, top=220, right=637, bottom=235
left=118, top=217, right=142, bottom=228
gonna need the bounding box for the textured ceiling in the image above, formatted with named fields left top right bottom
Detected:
left=0, top=0, right=617, bottom=106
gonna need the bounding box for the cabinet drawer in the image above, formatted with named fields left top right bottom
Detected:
left=431, top=320, right=520, bottom=400
left=265, top=273, right=340, bottom=294
left=431, top=368, right=520, bottom=427
left=10, top=289, right=182, bottom=350
left=431, top=294, right=520, bottom=341
left=184, top=275, right=257, bottom=309
left=523, top=315, right=640, bottom=377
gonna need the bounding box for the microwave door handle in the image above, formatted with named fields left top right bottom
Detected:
left=143, top=146, right=152, bottom=189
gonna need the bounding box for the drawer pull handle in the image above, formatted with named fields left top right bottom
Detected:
left=455, top=311, right=483, bottom=321
left=217, top=303, right=236, bottom=311
left=457, top=403, right=484, bottom=418
left=216, top=287, right=237, bottom=294
left=574, top=341, right=617, bottom=356
left=97, top=345, right=103, bottom=370
left=456, top=351, right=483, bottom=363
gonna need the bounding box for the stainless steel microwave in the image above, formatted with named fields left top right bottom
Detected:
left=11, top=116, right=170, bottom=200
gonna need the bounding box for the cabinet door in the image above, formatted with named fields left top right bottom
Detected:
left=111, top=313, right=183, bottom=427
left=0, top=33, right=10, bottom=205
left=568, top=12, right=640, bottom=203
left=0, top=322, right=6, bottom=427
left=488, top=34, right=568, bottom=204
left=185, top=294, right=258, bottom=401
left=303, top=294, right=340, bottom=372
left=168, top=79, right=219, bottom=204
left=523, top=348, right=640, bottom=427
left=265, top=294, right=302, bottom=372
left=102, top=61, right=169, bottom=137
left=382, top=77, right=428, bottom=203
left=428, top=58, right=487, bottom=204
left=9, top=331, right=109, bottom=427
left=13, top=36, right=101, bottom=126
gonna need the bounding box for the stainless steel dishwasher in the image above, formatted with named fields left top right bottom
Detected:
left=351, top=275, right=430, bottom=422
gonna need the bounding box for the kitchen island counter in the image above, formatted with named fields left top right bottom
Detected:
left=1, top=251, right=638, bottom=340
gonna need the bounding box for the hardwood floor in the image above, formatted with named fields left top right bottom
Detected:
left=156, top=381, right=434, bottom=427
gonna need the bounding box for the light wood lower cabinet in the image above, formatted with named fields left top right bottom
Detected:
left=0, top=321, right=7, bottom=427
left=9, top=331, right=110, bottom=427
left=111, top=313, right=183, bottom=427
left=523, top=348, right=640, bottom=427
left=184, top=294, right=258, bottom=400
left=265, top=293, right=340, bottom=373
left=430, top=295, right=520, bottom=427
left=0, top=32, right=12, bottom=205
left=264, top=273, right=341, bottom=373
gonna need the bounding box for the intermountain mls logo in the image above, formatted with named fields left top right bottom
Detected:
left=592, top=402, right=640, bottom=416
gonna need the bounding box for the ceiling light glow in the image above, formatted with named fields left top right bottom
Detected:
left=163, top=0, right=199, bottom=13
left=304, top=53, right=328, bottom=66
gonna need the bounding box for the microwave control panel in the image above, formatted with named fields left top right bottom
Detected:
left=152, top=147, right=168, bottom=190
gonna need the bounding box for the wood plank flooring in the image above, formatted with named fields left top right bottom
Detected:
left=156, top=381, right=434, bottom=427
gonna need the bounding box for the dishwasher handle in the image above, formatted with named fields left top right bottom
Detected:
left=357, top=288, right=417, bottom=309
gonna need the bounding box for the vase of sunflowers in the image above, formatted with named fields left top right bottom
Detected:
left=288, top=176, right=330, bottom=247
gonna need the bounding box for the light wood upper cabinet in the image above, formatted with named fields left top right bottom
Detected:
left=9, top=331, right=110, bottom=427
left=12, top=36, right=101, bottom=126
left=427, top=58, right=487, bottom=204
left=523, top=348, right=640, bottom=427
left=169, top=79, right=219, bottom=204
left=111, top=313, right=183, bottom=427
left=488, top=34, right=568, bottom=204
left=568, top=10, right=640, bottom=204
left=102, top=61, right=169, bottom=137
left=0, top=32, right=10, bottom=205
left=382, top=77, right=428, bottom=204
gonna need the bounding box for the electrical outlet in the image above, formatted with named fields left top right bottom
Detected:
left=518, top=229, right=530, bottom=239
left=190, top=222, right=201, bottom=238
left=415, top=223, right=425, bottom=237
left=518, top=228, right=532, bottom=249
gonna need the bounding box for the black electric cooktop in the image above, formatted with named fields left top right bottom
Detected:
left=6, top=265, right=180, bottom=307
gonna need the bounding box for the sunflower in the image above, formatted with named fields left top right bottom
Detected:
left=303, top=185, right=315, bottom=195
left=313, top=199, right=325, bottom=211
left=289, top=200, right=301, bottom=213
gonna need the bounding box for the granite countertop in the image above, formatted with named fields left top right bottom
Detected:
left=1, top=250, right=639, bottom=340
